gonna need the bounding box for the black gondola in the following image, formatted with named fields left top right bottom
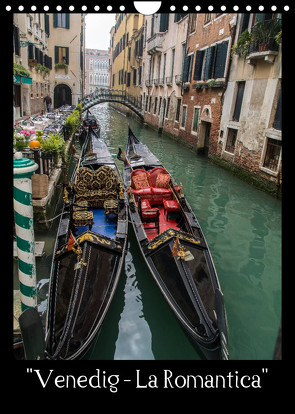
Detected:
left=45, top=126, right=128, bottom=360
left=118, top=128, right=229, bottom=360
left=82, top=110, right=100, bottom=135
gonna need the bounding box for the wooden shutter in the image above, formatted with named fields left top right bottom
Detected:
left=54, top=46, right=59, bottom=63
left=160, top=14, right=169, bottom=32
left=203, top=46, right=216, bottom=80
left=66, top=14, right=70, bottom=29
left=65, top=47, right=69, bottom=64
left=53, top=14, right=58, bottom=28
left=13, top=25, right=20, bottom=56
left=182, top=55, right=191, bottom=82
left=213, top=41, right=228, bottom=79
left=193, top=50, right=204, bottom=81
left=232, top=81, right=245, bottom=121
left=44, top=14, right=50, bottom=36
left=28, top=44, right=34, bottom=59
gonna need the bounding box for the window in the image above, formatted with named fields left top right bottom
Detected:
left=175, top=98, right=181, bottom=122
left=133, top=68, right=137, bottom=85
left=181, top=106, right=187, bottom=128
left=189, top=14, right=197, bottom=33
left=154, top=97, right=158, bottom=114
left=273, top=88, right=281, bottom=130
left=192, top=107, right=200, bottom=132
left=53, top=14, right=70, bottom=29
left=158, top=97, right=162, bottom=115
left=204, top=14, right=212, bottom=24
left=232, top=81, right=245, bottom=121
left=162, top=53, right=166, bottom=83
left=13, top=25, right=20, bottom=56
left=263, top=138, right=281, bottom=171
left=55, top=46, right=69, bottom=64
left=149, top=96, right=152, bottom=112
left=174, top=13, right=188, bottom=22
left=193, top=41, right=229, bottom=81
left=182, top=53, right=193, bottom=83
left=225, top=128, right=238, bottom=153
left=171, top=49, right=175, bottom=78
left=127, top=72, right=131, bottom=87
left=159, top=14, right=169, bottom=32
left=166, top=98, right=170, bottom=118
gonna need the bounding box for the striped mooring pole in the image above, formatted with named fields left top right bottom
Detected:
left=13, top=152, right=39, bottom=311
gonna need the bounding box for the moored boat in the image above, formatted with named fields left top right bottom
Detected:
left=45, top=126, right=128, bottom=360
left=118, top=128, right=229, bottom=360
left=82, top=109, right=100, bottom=135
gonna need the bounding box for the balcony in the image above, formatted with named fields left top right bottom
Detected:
left=153, top=78, right=159, bottom=86
left=247, top=19, right=281, bottom=65
left=175, top=74, right=182, bottom=85
left=145, top=79, right=152, bottom=87
left=166, top=76, right=173, bottom=86
left=147, top=33, right=163, bottom=55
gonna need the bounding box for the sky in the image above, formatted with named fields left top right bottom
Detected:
left=85, top=14, right=116, bottom=51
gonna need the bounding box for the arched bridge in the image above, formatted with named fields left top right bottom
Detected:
left=81, top=88, right=144, bottom=119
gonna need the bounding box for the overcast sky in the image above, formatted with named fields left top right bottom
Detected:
left=85, top=14, right=116, bottom=50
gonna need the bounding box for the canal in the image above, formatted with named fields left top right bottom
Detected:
left=14, top=102, right=282, bottom=360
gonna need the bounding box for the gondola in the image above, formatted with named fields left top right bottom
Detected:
left=82, top=109, right=100, bottom=135
left=45, top=126, right=128, bottom=360
left=118, top=128, right=229, bottom=360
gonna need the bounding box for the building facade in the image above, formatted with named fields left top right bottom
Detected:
left=111, top=13, right=144, bottom=103
left=13, top=13, right=51, bottom=119
left=142, top=13, right=188, bottom=132
left=47, top=13, right=85, bottom=108
left=85, top=49, right=110, bottom=94
left=179, top=13, right=236, bottom=156
left=13, top=12, right=85, bottom=119
left=219, top=12, right=282, bottom=189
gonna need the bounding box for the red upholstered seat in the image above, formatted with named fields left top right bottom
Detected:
left=141, top=199, right=152, bottom=210
left=148, top=167, right=169, bottom=187
left=163, top=199, right=179, bottom=211
left=163, top=199, right=179, bottom=220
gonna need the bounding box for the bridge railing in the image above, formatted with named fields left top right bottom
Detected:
left=81, top=88, right=143, bottom=113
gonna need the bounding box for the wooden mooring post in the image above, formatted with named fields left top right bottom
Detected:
left=13, top=152, right=38, bottom=311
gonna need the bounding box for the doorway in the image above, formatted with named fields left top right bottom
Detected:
left=54, top=83, right=72, bottom=108
left=198, top=121, right=211, bottom=154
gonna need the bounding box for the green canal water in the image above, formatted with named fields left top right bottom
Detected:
left=15, top=103, right=281, bottom=360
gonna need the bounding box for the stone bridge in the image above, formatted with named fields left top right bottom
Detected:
left=81, top=88, right=144, bottom=120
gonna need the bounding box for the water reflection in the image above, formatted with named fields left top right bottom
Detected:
left=114, top=242, right=155, bottom=360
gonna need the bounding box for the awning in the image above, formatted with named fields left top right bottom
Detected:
left=13, top=74, right=33, bottom=85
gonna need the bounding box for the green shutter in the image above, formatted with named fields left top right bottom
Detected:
left=203, top=46, right=216, bottom=80
left=65, top=47, right=69, bottom=64
left=213, top=41, right=228, bottom=78
left=53, top=14, right=58, bottom=28
left=54, top=46, right=59, bottom=63
left=66, top=14, right=70, bottom=29
left=182, top=55, right=190, bottom=82
left=193, top=50, right=204, bottom=81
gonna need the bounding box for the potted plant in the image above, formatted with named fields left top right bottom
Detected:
left=40, top=132, right=65, bottom=163
left=251, top=19, right=281, bottom=52
left=64, top=110, right=81, bottom=139
left=13, top=131, right=29, bottom=150
left=54, top=62, right=68, bottom=74
left=231, top=29, right=252, bottom=57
